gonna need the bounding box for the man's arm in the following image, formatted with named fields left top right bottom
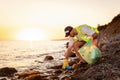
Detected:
left=65, top=45, right=73, bottom=59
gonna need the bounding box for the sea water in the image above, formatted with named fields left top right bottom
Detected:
left=0, top=40, right=67, bottom=71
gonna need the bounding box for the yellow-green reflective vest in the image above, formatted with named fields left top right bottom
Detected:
left=75, top=24, right=99, bottom=42
left=72, top=37, right=78, bottom=42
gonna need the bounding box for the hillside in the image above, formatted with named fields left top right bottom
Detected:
left=70, top=14, right=120, bottom=80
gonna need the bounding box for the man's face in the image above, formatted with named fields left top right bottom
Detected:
left=69, top=30, right=75, bottom=37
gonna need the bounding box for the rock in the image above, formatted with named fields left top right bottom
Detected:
left=18, top=71, right=40, bottom=79
left=0, top=67, right=17, bottom=77
left=34, top=60, right=44, bottom=63
left=48, top=65, right=62, bottom=69
left=18, top=71, right=49, bottom=80
left=81, top=63, right=120, bottom=80
left=51, top=69, right=63, bottom=76
left=47, top=76, right=59, bottom=80
left=0, top=77, right=7, bottom=80
left=61, top=76, right=71, bottom=80
left=24, top=74, right=47, bottom=80
left=44, top=56, right=54, bottom=61
left=53, top=69, right=62, bottom=74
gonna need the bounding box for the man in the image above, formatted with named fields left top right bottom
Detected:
left=62, top=24, right=99, bottom=69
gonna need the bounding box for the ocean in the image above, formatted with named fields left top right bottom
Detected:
left=0, top=40, right=67, bottom=72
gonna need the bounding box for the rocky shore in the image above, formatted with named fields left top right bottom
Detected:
left=0, top=14, right=120, bottom=80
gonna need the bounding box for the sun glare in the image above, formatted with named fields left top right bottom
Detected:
left=17, top=28, right=49, bottom=41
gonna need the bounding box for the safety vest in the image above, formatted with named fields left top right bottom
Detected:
left=72, top=37, right=78, bottom=42
left=75, top=24, right=99, bottom=42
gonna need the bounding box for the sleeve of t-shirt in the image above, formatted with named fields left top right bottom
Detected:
left=82, top=26, right=95, bottom=36
left=68, top=37, right=74, bottom=46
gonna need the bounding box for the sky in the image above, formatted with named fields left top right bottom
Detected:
left=0, top=0, right=120, bottom=40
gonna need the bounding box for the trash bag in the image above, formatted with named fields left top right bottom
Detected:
left=78, top=39, right=101, bottom=64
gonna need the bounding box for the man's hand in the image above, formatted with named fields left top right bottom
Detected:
left=92, top=33, right=98, bottom=39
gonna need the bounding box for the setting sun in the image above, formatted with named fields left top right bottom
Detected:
left=17, top=28, right=49, bottom=41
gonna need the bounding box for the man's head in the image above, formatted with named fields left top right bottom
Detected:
left=64, top=26, right=73, bottom=37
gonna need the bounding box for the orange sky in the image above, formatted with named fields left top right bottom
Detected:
left=0, top=0, right=120, bottom=40
left=0, top=27, right=64, bottom=40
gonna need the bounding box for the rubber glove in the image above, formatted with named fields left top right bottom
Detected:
left=62, top=59, right=69, bottom=69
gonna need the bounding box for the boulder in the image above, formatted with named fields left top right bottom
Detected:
left=18, top=71, right=40, bottom=79
left=0, top=67, right=17, bottom=77
left=44, top=56, right=54, bottom=61
left=24, top=74, right=47, bottom=80
left=0, top=77, right=7, bottom=80
left=18, top=71, right=49, bottom=80
left=47, top=75, right=59, bottom=80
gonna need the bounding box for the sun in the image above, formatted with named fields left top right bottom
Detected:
left=17, top=28, right=49, bottom=41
